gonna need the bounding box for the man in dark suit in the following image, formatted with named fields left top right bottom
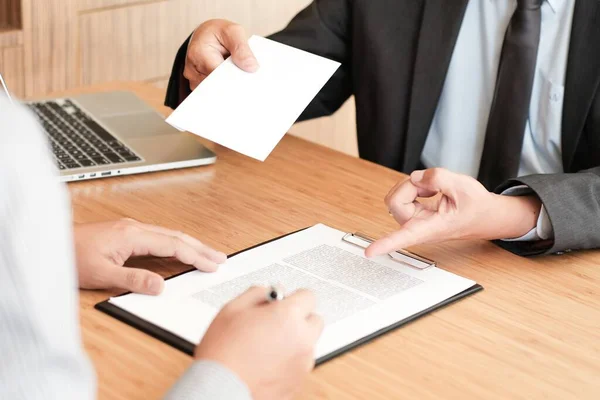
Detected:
left=165, top=0, right=600, bottom=257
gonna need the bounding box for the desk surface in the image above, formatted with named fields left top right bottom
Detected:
left=63, top=83, right=600, bottom=400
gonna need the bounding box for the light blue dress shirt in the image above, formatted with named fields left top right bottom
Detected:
left=421, top=0, right=576, bottom=240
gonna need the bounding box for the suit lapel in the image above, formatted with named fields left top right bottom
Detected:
left=402, top=0, right=469, bottom=171
left=562, top=0, right=600, bottom=171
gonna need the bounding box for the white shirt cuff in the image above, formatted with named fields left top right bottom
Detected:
left=500, top=185, right=554, bottom=242
left=164, top=360, right=252, bottom=400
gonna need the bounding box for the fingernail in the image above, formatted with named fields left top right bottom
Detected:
left=216, top=251, right=228, bottom=263
left=148, top=278, right=164, bottom=295
left=201, top=261, right=219, bottom=273
left=411, top=170, right=425, bottom=182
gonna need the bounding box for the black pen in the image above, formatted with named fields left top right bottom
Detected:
left=267, top=285, right=284, bottom=302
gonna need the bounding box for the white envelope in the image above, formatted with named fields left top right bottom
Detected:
left=166, top=35, right=341, bottom=161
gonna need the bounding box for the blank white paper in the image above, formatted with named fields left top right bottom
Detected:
left=166, top=36, right=341, bottom=161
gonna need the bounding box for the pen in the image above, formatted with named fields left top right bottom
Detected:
left=266, top=285, right=285, bottom=302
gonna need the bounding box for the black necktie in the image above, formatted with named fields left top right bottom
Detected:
left=477, top=0, right=543, bottom=190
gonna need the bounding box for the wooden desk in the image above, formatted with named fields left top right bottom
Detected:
left=64, top=83, right=600, bottom=400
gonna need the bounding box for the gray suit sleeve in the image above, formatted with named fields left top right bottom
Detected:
left=495, top=167, right=600, bottom=256
left=164, top=361, right=252, bottom=400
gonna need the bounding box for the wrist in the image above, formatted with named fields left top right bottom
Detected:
left=487, top=194, right=541, bottom=240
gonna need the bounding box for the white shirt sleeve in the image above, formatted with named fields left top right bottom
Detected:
left=0, top=99, right=97, bottom=399
left=500, top=185, right=554, bottom=242
left=164, top=360, right=252, bottom=400
left=0, top=98, right=252, bottom=400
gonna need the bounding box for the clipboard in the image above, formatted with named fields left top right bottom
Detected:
left=342, top=232, right=436, bottom=270
left=96, top=227, right=483, bottom=365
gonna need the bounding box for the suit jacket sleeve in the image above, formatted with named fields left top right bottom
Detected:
left=495, top=166, right=600, bottom=256
left=165, top=0, right=353, bottom=120
left=165, top=33, right=193, bottom=110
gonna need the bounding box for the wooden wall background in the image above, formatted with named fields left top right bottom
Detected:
left=0, top=0, right=358, bottom=156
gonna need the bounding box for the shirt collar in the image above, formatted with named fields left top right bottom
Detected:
left=494, top=0, right=560, bottom=14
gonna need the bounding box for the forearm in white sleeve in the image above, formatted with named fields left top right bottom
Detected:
left=164, top=360, right=252, bottom=400
left=0, top=98, right=252, bottom=400
left=0, top=98, right=96, bottom=400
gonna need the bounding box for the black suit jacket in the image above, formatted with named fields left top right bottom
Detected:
left=165, top=0, right=600, bottom=256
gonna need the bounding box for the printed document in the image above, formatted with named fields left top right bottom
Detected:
left=109, top=224, right=476, bottom=359
left=166, top=36, right=341, bottom=161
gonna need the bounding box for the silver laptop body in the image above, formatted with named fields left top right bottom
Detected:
left=1, top=73, right=216, bottom=182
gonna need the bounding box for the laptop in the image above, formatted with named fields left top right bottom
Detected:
left=0, top=72, right=216, bottom=182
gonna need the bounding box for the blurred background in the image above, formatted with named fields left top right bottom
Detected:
left=0, top=0, right=357, bottom=155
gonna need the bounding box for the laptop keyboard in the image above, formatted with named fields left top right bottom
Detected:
left=28, top=99, right=142, bottom=171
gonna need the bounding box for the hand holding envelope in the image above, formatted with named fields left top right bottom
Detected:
left=166, top=36, right=341, bottom=161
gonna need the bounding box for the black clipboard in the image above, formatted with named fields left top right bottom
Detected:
left=96, top=227, right=483, bottom=365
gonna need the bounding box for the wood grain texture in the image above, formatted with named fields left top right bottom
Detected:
left=145, top=75, right=169, bottom=89
left=58, top=82, right=600, bottom=400
left=78, top=0, right=161, bottom=13
left=0, top=28, right=22, bottom=47
left=21, top=0, right=78, bottom=96
left=78, top=0, right=312, bottom=85
left=0, top=0, right=21, bottom=30
left=1, top=45, right=24, bottom=97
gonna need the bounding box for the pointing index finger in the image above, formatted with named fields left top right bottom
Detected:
left=365, top=218, right=438, bottom=257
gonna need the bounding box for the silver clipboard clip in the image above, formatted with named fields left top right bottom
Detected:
left=342, top=232, right=436, bottom=270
